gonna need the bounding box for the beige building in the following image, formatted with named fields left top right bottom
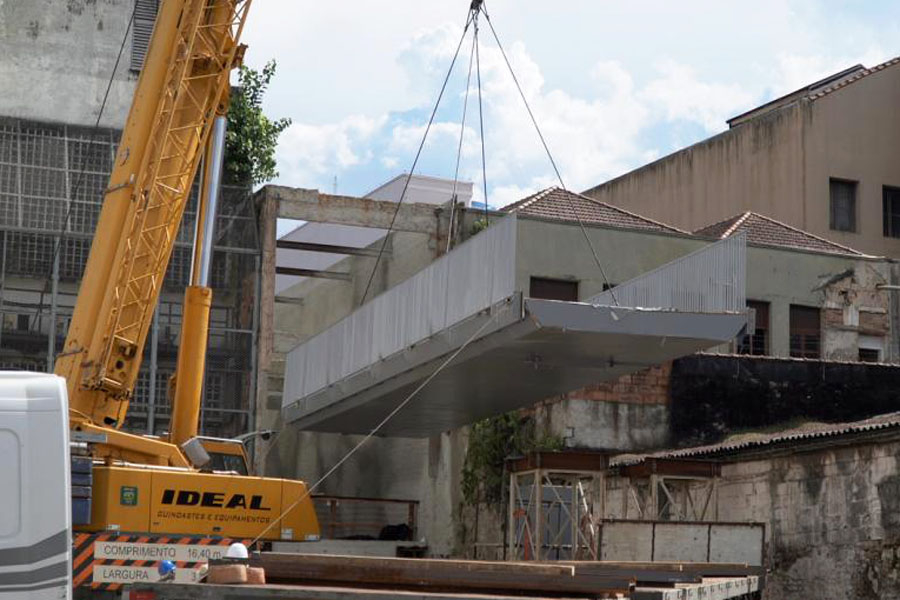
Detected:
left=582, top=57, right=900, bottom=258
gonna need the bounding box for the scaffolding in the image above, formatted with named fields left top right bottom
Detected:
left=617, top=458, right=721, bottom=521
left=506, top=451, right=607, bottom=561
left=0, top=116, right=260, bottom=438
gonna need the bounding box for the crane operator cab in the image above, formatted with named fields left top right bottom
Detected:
left=184, top=436, right=252, bottom=475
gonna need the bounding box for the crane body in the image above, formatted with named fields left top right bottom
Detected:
left=48, top=0, right=319, bottom=559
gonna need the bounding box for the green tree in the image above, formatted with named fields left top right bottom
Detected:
left=461, top=412, right=563, bottom=507
left=225, top=60, right=291, bottom=186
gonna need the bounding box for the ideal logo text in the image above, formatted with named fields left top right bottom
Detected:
left=160, top=490, right=271, bottom=511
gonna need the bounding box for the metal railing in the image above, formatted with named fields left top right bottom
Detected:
left=284, top=215, right=517, bottom=405
left=590, top=233, right=747, bottom=313
left=313, top=495, right=419, bottom=542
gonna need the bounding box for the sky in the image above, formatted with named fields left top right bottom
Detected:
left=239, top=0, right=900, bottom=232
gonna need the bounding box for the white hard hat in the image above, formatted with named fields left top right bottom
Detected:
left=225, top=542, right=249, bottom=559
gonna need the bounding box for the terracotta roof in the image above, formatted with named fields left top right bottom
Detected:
left=693, top=211, right=866, bottom=256
left=502, top=187, right=685, bottom=234
left=807, top=56, right=900, bottom=100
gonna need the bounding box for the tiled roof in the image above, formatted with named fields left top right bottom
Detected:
left=807, top=56, right=900, bottom=100
left=693, top=211, right=865, bottom=256
left=502, top=187, right=685, bottom=234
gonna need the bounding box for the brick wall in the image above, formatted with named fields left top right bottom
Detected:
left=555, top=363, right=672, bottom=406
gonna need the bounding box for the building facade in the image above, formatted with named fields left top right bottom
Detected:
left=0, top=1, right=259, bottom=437
left=582, top=58, right=900, bottom=259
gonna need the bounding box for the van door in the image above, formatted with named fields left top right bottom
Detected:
left=0, top=372, right=72, bottom=599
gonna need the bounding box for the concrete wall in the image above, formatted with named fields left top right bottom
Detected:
left=594, top=437, right=900, bottom=598
left=584, top=63, right=900, bottom=258
left=714, top=440, right=900, bottom=599
left=0, top=0, right=136, bottom=128
left=583, top=104, right=806, bottom=244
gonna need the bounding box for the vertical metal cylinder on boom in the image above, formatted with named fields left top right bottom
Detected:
left=169, top=115, right=227, bottom=448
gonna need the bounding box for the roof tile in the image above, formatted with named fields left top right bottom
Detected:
left=502, top=187, right=685, bottom=234
left=694, top=211, right=865, bottom=256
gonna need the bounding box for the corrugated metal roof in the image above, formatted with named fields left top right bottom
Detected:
left=694, top=211, right=866, bottom=256
left=613, top=412, right=900, bottom=464
left=502, top=187, right=686, bottom=234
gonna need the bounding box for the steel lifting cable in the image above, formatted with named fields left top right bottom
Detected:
left=250, top=2, right=626, bottom=547
left=445, top=18, right=479, bottom=254
left=480, top=3, right=619, bottom=305
left=358, top=8, right=477, bottom=307
left=249, top=309, right=499, bottom=549
left=474, top=11, right=490, bottom=227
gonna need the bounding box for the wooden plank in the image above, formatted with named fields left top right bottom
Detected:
left=130, top=582, right=591, bottom=600
left=570, top=561, right=761, bottom=578
left=249, top=553, right=633, bottom=596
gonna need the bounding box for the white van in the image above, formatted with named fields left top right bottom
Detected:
left=0, top=372, right=72, bottom=599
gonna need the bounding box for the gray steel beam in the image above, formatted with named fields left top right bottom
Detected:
left=276, top=239, right=387, bottom=258
left=260, top=185, right=439, bottom=233
left=275, top=266, right=351, bottom=281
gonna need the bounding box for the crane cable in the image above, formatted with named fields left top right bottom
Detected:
left=249, top=310, right=498, bottom=549
left=480, top=4, right=619, bottom=305
left=251, top=1, right=628, bottom=547
left=445, top=16, right=478, bottom=254
left=358, top=7, right=477, bottom=306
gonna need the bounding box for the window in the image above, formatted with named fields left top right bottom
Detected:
left=859, top=348, right=880, bottom=363
left=883, top=186, right=900, bottom=238
left=131, top=0, right=160, bottom=72
left=529, top=277, right=578, bottom=301
left=829, top=178, right=857, bottom=232
left=790, top=305, right=821, bottom=359
left=738, top=300, right=769, bottom=355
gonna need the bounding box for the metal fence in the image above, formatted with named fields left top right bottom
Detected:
left=284, top=215, right=517, bottom=405
left=590, top=233, right=747, bottom=313
left=313, top=495, right=419, bottom=541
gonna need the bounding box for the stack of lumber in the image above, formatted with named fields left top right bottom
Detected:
left=251, top=553, right=634, bottom=597
left=247, top=553, right=763, bottom=598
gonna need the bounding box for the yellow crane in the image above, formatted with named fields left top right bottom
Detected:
left=55, top=0, right=319, bottom=544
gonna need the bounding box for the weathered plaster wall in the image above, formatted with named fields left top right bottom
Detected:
left=0, top=0, right=136, bottom=127
left=584, top=63, right=900, bottom=258
left=583, top=104, right=806, bottom=239
left=533, top=365, right=672, bottom=451
left=714, top=441, right=900, bottom=599
left=803, top=65, right=900, bottom=257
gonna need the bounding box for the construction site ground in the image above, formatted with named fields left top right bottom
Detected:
left=126, top=552, right=762, bottom=600
left=129, top=576, right=761, bottom=600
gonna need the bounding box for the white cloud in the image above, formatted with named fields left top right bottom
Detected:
left=388, top=121, right=479, bottom=157
left=275, top=114, right=385, bottom=188
left=641, top=60, right=755, bottom=131
left=255, top=3, right=898, bottom=206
